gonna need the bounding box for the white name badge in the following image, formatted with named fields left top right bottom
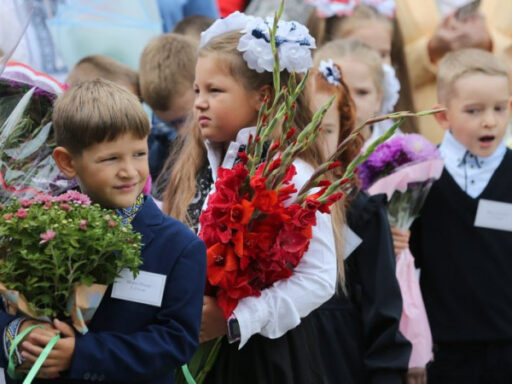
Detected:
left=474, top=199, right=512, bottom=232
left=343, top=225, right=363, bottom=260
left=0, top=368, right=6, bottom=384
left=112, top=269, right=167, bottom=307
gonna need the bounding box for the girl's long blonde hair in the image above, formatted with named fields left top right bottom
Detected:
left=161, top=30, right=346, bottom=283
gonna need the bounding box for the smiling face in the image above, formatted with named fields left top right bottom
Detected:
left=193, top=55, right=262, bottom=144
left=69, top=134, right=149, bottom=209
left=440, top=73, right=511, bottom=157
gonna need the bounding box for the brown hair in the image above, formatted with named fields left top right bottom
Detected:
left=173, top=15, right=215, bottom=41
left=308, top=4, right=417, bottom=132
left=66, top=55, right=140, bottom=96
left=139, top=33, right=197, bottom=111
left=53, top=79, right=150, bottom=155
left=437, top=48, right=509, bottom=104
left=311, top=67, right=362, bottom=173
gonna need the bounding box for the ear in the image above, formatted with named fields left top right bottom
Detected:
left=255, top=85, right=273, bottom=110
left=53, top=146, right=78, bottom=178
left=433, top=104, right=450, bottom=130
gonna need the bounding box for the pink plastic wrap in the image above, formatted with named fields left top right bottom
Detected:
left=367, top=159, right=444, bottom=367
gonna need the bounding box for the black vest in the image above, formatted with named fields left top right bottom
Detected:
left=411, top=149, right=512, bottom=343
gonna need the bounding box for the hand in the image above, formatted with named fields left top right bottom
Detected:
left=391, top=226, right=410, bottom=256
left=428, top=13, right=491, bottom=63
left=200, top=296, right=228, bottom=343
left=20, top=319, right=75, bottom=378
left=406, top=367, right=427, bottom=384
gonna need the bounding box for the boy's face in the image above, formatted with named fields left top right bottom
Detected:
left=69, top=134, right=149, bottom=209
left=440, top=73, right=511, bottom=157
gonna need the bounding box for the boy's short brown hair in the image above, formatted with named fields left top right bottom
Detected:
left=173, top=15, right=215, bottom=39
left=66, top=55, right=140, bottom=96
left=139, top=33, right=197, bottom=111
left=53, top=79, right=149, bottom=155
left=437, top=48, right=509, bottom=104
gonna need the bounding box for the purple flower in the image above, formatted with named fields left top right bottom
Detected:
left=360, top=134, right=438, bottom=189
left=35, top=194, right=53, bottom=203
left=40, top=229, right=56, bottom=244
left=402, top=134, right=440, bottom=162
left=19, top=199, right=34, bottom=208
left=15, top=208, right=28, bottom=219
left=54, top=190, right=91, bottom=206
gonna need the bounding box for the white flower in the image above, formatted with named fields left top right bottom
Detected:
left=380, top=63, right=400, bottom=114
left=318, top=59, right=341, bottom=86
left=307, top=0, right=359, bottom=18
left=199, top=11, right=256, bottom=48
left=238, top=17, right=316, bottom=73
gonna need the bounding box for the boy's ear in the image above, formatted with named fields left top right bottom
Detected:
left=433, top=104, right=450, bottom=130
left=53, top=146, right=78, bottom=178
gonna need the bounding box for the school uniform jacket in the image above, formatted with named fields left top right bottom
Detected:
left=1, top=196, right=207, bottom=384
left=410, top=149, right=512, bottom=344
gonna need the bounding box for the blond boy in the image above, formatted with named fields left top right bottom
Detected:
left=410, top=49, right=512, bottom=384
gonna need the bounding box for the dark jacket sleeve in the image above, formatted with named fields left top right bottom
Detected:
left=67, top=238, right=206, bottom=382
left=0, top=302, right=17, bottom=369
left=349, top=194, right=411, bottom=384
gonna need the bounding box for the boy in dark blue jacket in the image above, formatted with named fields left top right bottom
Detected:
left=0, top=79, right=206, bottom=383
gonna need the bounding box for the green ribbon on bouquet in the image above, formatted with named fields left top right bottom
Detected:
left=178, top=337, right=224, bottom=384
left=7, top=324, right=61, bottom=383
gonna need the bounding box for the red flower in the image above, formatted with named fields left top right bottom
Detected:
left=207, top=243, right=238, bottom=289
left=250, top=175, right=267, bottom=191
left=252, top=190, right=278, bottom=214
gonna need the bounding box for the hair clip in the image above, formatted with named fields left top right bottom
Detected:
left=318, top=59, right=342, bottom=86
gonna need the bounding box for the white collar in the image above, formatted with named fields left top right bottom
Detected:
left=205, top=127, right=256, bottom=181
left=439, top=131, right=507, bottom=168
left=439, top=131, right=507, bottom=197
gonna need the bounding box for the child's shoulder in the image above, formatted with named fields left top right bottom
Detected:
left=135, top=196, right=204, bottom=252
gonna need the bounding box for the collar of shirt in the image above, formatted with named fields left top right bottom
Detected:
left=205, top=127, right=256, bottom=182
left=439, top=131, right=507, bottom=198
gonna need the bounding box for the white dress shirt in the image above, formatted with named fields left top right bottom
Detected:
left=439, top=131, right=507, bottom=198
left=204, top=127, right=337, bottom=348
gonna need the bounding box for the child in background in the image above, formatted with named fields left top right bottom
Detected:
left=139, top=33, right=197, bottom=186
left=66, top=55, right=140, bottom=98
left=162, top=12, right=338, bottom=383
left=307, top=59, right=412, bottom=384
left=307, top=1, right=417, bottom=134
left=0, top=79, right=206, bottom=384
left=314, top=38, right=401, bottom=145
left=173, top=15, right=215, bottom=43
left=410, top=49, right=512, bottom=383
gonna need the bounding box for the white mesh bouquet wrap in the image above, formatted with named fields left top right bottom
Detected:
left=318, top=59, right=341, bottom=86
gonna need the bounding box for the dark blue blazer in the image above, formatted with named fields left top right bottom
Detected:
left=1, top=196, right=206, bottom=384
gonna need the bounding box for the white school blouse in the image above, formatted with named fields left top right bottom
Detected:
left=439, top=131, right=507, bottom=198
left=204, top=127, right=337, bottom=348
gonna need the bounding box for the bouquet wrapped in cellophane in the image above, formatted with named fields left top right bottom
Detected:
left=180, top=3, right=440, bottom=383
left=359, top=133, right=444, bottom=368
left=0, top=63, right=143, bottom=382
